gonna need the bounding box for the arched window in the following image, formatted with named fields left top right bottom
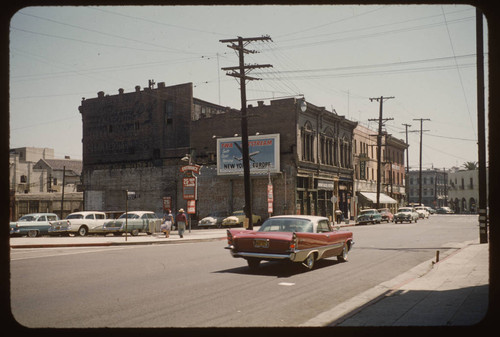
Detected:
left=301, top=121, right=314, bottom=162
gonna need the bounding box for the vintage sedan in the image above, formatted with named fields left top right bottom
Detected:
left=225, top=215, right=354, bottom=271
left=356, top=209, right=382, bottom=225
left=394, top=207, right=419, bottom=223
left=198, top=212, right=226, bottom=228
left=102, top=211, right=161, bottom=236
left=378, top=208, right=394, bottom=222
left=414, top=206, right=430, bottom=219
left=436, top=207, right=454, bottom=214
left=10, top=213, right=60, bottom=237
left=222, top=210, right=262, bottom=227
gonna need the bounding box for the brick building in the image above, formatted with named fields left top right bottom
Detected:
left=80, top=81, right=357, bottom=222
left=191, top=98, right=357, bottom=220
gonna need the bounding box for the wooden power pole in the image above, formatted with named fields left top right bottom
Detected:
left=220, top=36, right=272, bottom=230
left=369, top=96, right=394, bottom=209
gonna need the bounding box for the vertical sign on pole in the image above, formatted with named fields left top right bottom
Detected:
left=267, top=183, right=273, bottom=216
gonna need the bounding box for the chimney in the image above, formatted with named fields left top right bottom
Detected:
left=118, top=88, right=124, bottom=95
left=135, top=85, right=141, bottom=92
left=97, top=91, right=104, bottom=98
left=65, top=156, right=70, bottom=159
left=258, top=101, right=264, bottom=107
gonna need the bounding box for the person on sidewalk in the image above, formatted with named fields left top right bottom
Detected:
left=176, top=208, right=187, bottom=238
left=161, top=210, right=174, bottom=238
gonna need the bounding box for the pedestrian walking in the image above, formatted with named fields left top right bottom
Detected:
left=161, top=210, right=174, bottom=238
left=176, top=208, right=187, bottom=238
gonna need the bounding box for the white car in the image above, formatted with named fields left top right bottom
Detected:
left=49, top=211, right=109, bottom=236
left=198, top=213, right=226, bottom=228
left=414, top=206, right=430, bottom=219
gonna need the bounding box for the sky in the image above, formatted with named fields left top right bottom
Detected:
left=9, top=4, right=488, bottom=170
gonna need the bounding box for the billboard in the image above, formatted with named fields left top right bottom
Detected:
left=217, top=134, right=280, bottom=176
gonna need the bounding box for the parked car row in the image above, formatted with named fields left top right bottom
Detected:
left=10, top=211, right=162, bottom=237
left=198, top=210, right=262, bottom=228
left=356, top=205, right=445, bottom=225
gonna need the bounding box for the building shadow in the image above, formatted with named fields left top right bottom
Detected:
left=331, top=284, right=489, bottom=327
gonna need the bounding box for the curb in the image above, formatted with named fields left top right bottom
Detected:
left=10, top=236, right=226, bottom=249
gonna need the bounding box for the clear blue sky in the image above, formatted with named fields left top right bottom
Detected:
left=9, top=4, right=487, bottom=170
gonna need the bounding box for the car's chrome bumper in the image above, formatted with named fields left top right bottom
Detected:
left=225, top=242, right=352, bottom=262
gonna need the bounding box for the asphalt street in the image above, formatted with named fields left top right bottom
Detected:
left=10, top=215, right=481, bottom=328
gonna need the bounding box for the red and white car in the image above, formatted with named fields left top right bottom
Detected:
left=225, top=215, right=354, bottom=271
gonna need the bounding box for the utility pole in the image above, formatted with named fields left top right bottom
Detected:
left=220, top=35, right=272, bottom=230
left=369, top=96, right=394, bottom=208
left=412, top=118, right=430, bottom=206
left=60, top=166, right=66, bottom=220
left=476, top=8, right=488, bottom=243
left=402, top=123, right=411, bottom=206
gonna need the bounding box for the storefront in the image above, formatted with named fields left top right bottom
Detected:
left=357, top=191, right=397, bottom=211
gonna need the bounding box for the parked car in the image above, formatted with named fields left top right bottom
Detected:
left=222, top=210, right=262, bottom=227
left=425, top=207, right=436, bottom=215
left=198, top=212, right=226, bottom=228
left=414, top=206, right=430, bottom=219
left=356, top=209, right=382, bottom=225
left=225, top=215, right=354, bottom=271
left=10, top=213, right=60, bottom=237
left=436, top=207, right=454, bottom=214
left=378, top=208, right=394, bottom=222
left=48, top=211, right=109, bottom=236
left=394, top=207, right=419, bottom=223
left=102, top=211, right=161, bottom=236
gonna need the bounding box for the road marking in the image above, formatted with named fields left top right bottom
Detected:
left=278, top=282, right=295, bottom=286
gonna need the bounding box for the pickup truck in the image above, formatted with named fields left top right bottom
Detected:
left=48, top=211, right=109, bottom=236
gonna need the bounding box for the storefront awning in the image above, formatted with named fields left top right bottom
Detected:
left=359, top=192, right=397, bottom=204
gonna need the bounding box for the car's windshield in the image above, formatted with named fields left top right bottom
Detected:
left=398, top=208, right=412, bottom=212
left=67, top=214, right=84, bottom=219
left=259, top=218, right=313, bottom=233
left=360, top=210, right=374, bottom=215
left=18, top=215, right=36, bottom=222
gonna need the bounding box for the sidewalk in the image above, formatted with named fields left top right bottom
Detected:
left=303, top=241, right=490, bottom=327
left=9, top=227, right=229, bottom=249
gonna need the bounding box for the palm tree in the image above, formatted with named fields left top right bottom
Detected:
left=463, top=161, right=478, bottom=170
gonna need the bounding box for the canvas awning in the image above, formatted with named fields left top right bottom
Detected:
left=359, top=192, right=397, bottom=204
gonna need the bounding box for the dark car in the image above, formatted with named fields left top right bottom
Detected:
left=436, top=207, right=454, bottom=214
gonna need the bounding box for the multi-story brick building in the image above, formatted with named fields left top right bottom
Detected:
left=352, top=125, right=407, bottom=215
left=80, top=81, right=357, bottom=222
left=191, top=98, right=357, bottom=221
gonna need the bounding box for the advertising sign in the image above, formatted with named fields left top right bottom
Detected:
left=217, top=133, right=280, bottom=176
left=162, top=196, right=172, bottom=211
left=187, top=200, right=196, bottom=214
left=182, top=176, right=197, bottom=200
left=267, top=184, right=273, bottom=214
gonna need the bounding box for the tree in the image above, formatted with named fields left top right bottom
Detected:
left=463, top=161, right=478, bottom=170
